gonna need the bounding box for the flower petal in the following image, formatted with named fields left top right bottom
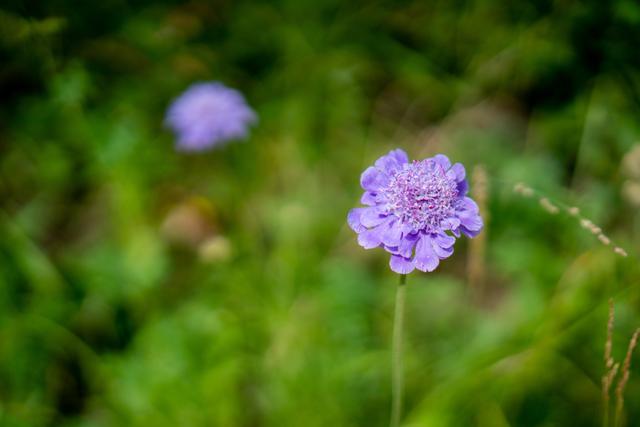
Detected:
left=434, top=232, right=456, bottom=249
left=397, top=232, right=420, bottom=258
left=390, top=255, right=415, bottom=274
left=447, top=163, right=466, bottom=182
left=347, top=208, right=366, bottom=233
left=461, top=224, right=482, bottom=238
left=440, top=217, right=461, bottom=231
left=457, top=197, right=479, bottom=214
left=360, top=208, right=388, bottom=228
left=360, top=191, right=379, bottom=206
left=430, top=234, right=454, bottom=258
left=459, top=212, right=483, bottom=232
left=375, top=156, right=399, bottom=175
left=456, top=197, right=483, bottom=232
left=391, top=149, right=409, bottom=165
left=357, top=227, right=383, bottom=249
left=433, top=154, right=451, bottom=170
left=360, top=166, right=390, bottom=191
left=457, top=179, right=468, bottom=196
left=414, top=235, right=440, bottom=272
left=381, top=220, right=403, bottom=247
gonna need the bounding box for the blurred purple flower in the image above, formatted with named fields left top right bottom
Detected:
left=348, top=149, right=483, bottom=274
left=165, top=82, right=257, bottom=151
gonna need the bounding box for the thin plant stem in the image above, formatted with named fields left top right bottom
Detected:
left=604, top=376, right=610, bottom=427
left=390, top=274, right=407, bottom=427
left=614, top=329, right=640, bottom=427
left=467, top=165, right=488, bottom=301
left=604, top=299, right=615, bottom=427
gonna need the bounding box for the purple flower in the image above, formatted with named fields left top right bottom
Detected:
left=165, top=82, right=257, bottom=151
left=347, top=149, right=483, bottom=274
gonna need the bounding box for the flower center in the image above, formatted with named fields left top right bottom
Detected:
left=383, top=160, right=458, bottom=233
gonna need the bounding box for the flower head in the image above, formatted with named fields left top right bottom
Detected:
left=165, top=82, right=257, bottom=151
left=347, top=149, right=483, bottom=274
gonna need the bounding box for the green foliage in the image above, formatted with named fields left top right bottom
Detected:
left=1, top=1, right=640, bottom=426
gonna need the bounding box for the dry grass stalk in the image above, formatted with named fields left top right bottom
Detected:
left=606, top=299, right=615, bottom=369
left=513, top=182, right=628, bottom=258
left=603, top=299, right=617, bottom=427
left=539, top=197, right=559, bottom=214
left=614, top=328, right=640, bottom=427
left=468, top=165, right=488, bottom=301
left=602, top=299, right=640, bottom=427
left=603, top=363, right=620, bottom=427
left=599, top=234, right=611, bottom=246
left=614, top=247, right=628, bottom=257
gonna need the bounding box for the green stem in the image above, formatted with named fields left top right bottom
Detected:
left=390, top=274, right=407, bottom=427
left=603, top=389, right=609, bottom=427
left=614, top=399, right=623, bottom=427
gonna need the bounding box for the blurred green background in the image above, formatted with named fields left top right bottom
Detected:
left=2, top=1, right=640, bottom=426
